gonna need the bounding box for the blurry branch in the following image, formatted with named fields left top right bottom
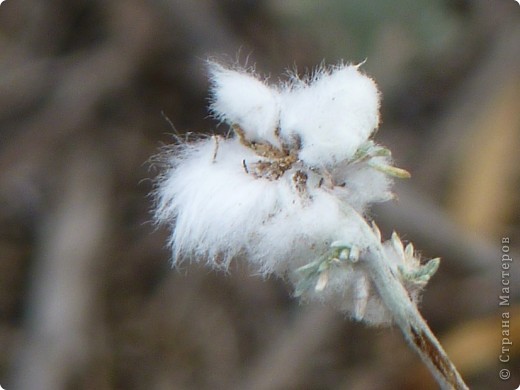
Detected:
left=0, top=53, right=53, bottom=120
left=154, top=0, right=241, bottom=53
left=0, top=0, right=155, bottom=183
left=447, top=77, right=519, bottom=236
left=237, top=305, right=342, bottom=390
left=11, top=144, right=111, bottom=390
left=146, top=268, right=242, bottom=389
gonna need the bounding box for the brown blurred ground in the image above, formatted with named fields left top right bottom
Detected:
left=0, top=1, right=519, bottom=389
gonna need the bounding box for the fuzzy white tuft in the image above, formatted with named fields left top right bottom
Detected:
left=155, top=138, right=281, bottom=267
left=279, top=64, right=380, bottom=167
left=331, top=157, right=394, bottom=212
left=154, top=137, right=372, bottom=274
left=209, top=63, right=281, bottom=146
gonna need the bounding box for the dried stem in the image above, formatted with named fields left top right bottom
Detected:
left=348, top=208, right=469, bottom=389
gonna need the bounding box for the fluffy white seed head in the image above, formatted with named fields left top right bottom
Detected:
left=209, top=63, right=281, bottom=146
left=153, top=62, right=426, bottom=326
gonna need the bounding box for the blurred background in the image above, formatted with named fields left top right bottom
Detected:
left=0, top=1, right=519, bottom=389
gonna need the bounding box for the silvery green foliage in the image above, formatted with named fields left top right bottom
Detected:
left=154, top=62, right=438, bottom=325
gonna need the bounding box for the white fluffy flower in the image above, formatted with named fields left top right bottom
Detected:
left=153, top=62, right=435, bottom=325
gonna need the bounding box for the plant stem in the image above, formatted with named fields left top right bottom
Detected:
left=350, top=209, right=469, bottom=389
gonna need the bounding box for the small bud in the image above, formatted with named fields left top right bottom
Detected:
left=338, top=248, right=350, bottom=261
left=391, top=232, right=405, bottom=258
left=368, top=161, right=411, bottom=179
left=349, top=246, right=360, bottom=262
left=399, top=258, right=440, bottom=285
left=404, top=243, right=414, bottom=261
left=421, top=258, right=440, bottom=281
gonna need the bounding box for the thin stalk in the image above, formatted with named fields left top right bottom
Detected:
left=349, top=208, right=469, bottom=389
